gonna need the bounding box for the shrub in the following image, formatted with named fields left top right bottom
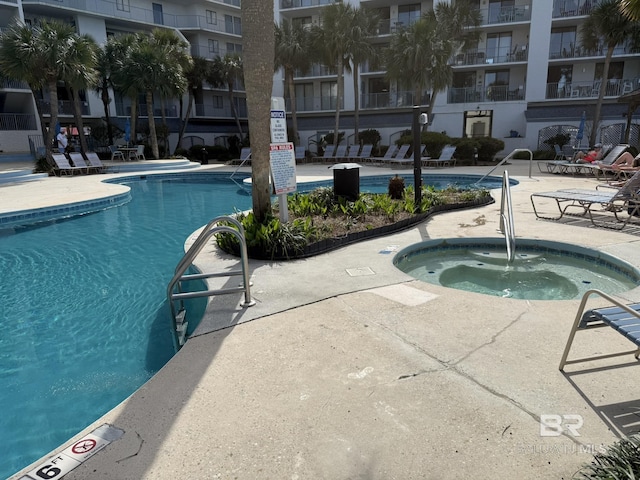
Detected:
left=573, top=434, right=640, bottom=480
left=324, top=131, right=345, bottom=146
left=359, top=129, right=381, bottom=147
left=451, top=138, right=480, bottom=161
left=388, top=175, right=405, bottom=199
left=188, top=144, right=206, bottom=160
left=397, top=131, right=452, bottom=158
left=475, top=137, right=505, bottom=162
left=544, top=132, right=571, bottom=150
left=205, top=145, right=231, bottom=161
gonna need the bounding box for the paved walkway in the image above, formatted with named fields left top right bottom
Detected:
left=7, top=160, right=640, bottom=480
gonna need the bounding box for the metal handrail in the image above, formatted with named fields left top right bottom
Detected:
left=167, top=215, right=254, bottom=351
left=474, top=148, right=533, bottom=186
left=499, top=171, right=516, bottom=263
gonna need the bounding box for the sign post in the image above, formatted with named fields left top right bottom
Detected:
left=270, top=97, right=295, bottom=222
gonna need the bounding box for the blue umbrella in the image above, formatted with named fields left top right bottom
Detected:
left=55, top=122, right=61, bottom=135
left=576, top=111, right=586, bottom=147
left=124, top=118, right=131, bottom=145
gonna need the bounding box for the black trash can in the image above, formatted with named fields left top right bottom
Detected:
left=201, top=148, right=208, bottom=165
left=330, top=163, right=361, bottom=201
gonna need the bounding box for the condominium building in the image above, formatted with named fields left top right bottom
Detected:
left=276, top=0, right=640, bottom=153
left=0, top=0, right=638, bottom=157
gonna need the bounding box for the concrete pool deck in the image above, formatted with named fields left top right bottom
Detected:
left=5, top=159, right=640, bottom=479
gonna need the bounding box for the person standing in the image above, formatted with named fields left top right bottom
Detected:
left=56, top=127, right=68, bottom=154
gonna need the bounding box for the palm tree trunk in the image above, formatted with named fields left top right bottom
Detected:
left=146, top=90, right=159, bottom=159
left=160, top=95, right=169, bottom=153
left=129, top=97, right=137, bottom=145
left=228, top=83, right=243, bottom=139
left=175, top=90, right=194, bottom=155
left=352, top=63, right=360, bottom=145
left=590, top=45, right=614, bottom=146
left=286, top=69, right=299, bottom=145
left=334, top=59, right=343, bottom=147
left=100, top=80, right=113, bottom=146
left=71, top=88, right=89, bottom=154
left=46, top=79, right=59, bottom=159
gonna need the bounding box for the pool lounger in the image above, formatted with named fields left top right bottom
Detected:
left=559, top=290, right=640, bottom=371
left=530, top=171, right=640, bottom=229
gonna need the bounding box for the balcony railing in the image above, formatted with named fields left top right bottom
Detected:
left=294, top=63, right=337, bottom=78
left=546, top=78, right=639, bottom=99
left=552, top=0, right=602, bottom=18
left=37, top=100, right=90, bottom=116
left=453, top=46, right=528, bottom=66
left=190, top=44, right=242, bottom=61
left=476, top=4, right=532, bottom=26
left=194, top=103, right=248, bottom=118
left=280, top=0, right=338, bottom=9
left=448, top=86, right=525, bottom=104
left=113, top=103, right=178, bottom=117
left=0, top=113, right=37, bottom=131
left=360, top=91, right=428, bottom=110
left=549, top=41, right=640, bottom=60
left=1, top=78, right=30, bottom=90
left=284, top=95, right=344, bottom=112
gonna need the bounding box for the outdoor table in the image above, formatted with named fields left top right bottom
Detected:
left=117, top=147, right=138, bottom=161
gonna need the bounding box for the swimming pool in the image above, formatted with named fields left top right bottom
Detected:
left=0, top=172, right=502, bottom=477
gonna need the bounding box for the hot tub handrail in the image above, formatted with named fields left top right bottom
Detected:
left=500, top=171, right=516, bottom=263
left=475, top=148, right=533, bottom=186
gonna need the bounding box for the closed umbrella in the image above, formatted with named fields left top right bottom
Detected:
left=124, top=118, right=131, bottom=145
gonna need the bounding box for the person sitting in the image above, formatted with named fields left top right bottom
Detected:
left=598, top=151, right=640, bottom=170
left=573, top=143, right=603, bottom=163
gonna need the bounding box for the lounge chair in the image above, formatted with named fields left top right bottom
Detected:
left=369, top=145, right=398, bottom=165
left=559, top=290, right=640, bottom=371
left=356, top=144, right=373, bottom=161
left=237, top=147, right=251, bottom=165
left=68, top=152, right=96, bottom=174
left=422, top=145, right=456, bottom=168
left=85, top=152, right=113, bottom=173
left=294, top=146, right=306, bottom=162
left=384, top=144, right=412, bottom=168
left=530, top=170, right=640, bottom=230
left=131, top=145, right=146, bottom=161
left=345, top=144, right=360, bottom=159
left=537, top=144, right=626, bottom=176
left=50, top=153, right=85, bottom=176
left=333, top=144, right=348, bottom=160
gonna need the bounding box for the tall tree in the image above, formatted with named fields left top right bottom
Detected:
left=94, top=41, right=118, bottom=146
left=311, top=3, right=355, bottom=148
left=620, top=0, right=640, bottom=20
left=385, top=1, right=481, bottom=126
left=346, top=7, right=379, bottom=145
left=275, top=18, right=311, bottom=145
left=209, top=53, right=244, bottom=139
left=242, top=0, right=275, bottom=223
left=110, top=33, right=141, bottom=146
left=175, top=56, right=210, bottom=154
left=0, top=20, right=91, bottom=160
left=61, top=33, right=98, bottom=155
left=581, top=0, right=640, bottom=146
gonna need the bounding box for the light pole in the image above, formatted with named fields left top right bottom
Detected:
left=412, top=106, right=428, bottom=212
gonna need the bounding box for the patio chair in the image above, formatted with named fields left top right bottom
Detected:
left=85, top=152, right=114, bottom=173
left=357, top=144, right=373, bottom=160
left=238, top=147, right=251, bottom=165
left=530, top=170, right=640, bottom=230
left=50, top=153, right=85, bottom=176
left=369, top=145, right=398, bottom=165
left=345, top=144, right=360, bottom=159
left=294, top=146, right=306, bottom=162
left=333, top=144, right=348, bottom=159
left=384, top=144, right=412, bottom=168
left=422, top=145, right=457, bottom=168
left=68, top=152, right=94, bottom=174
left=109, top=145, right=125, bottom=161
left=559, top=290, right=640, bottom=371
left=131, top=145, right=146, bottom=161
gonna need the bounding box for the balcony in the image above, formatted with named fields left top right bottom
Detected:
left=476, top=4, right=531, bottom=26
left=549, top=41, right=640, bottom=60
left=37, top=100, right=90, bottom=116
left=546, top=78, right=639, bottom=100
left=285, top=95, right=344, bottom=112
left=194, top=103, right=248, bottom=118
left=0, top=113, right=37, bottom=131
left=294, top=63, right=337, bottom=78
left=448, top=86, right=525, bottom=104
left=114, top=103, right=178, bottom=117
left=280, top=0, right=338, bottom=9
left=1, top=78, right=30, bottom=90
left=190, top=44, right=242, bottom=61
left=553, top=0, right=602, bottom=18
left=452, top=46, right=528, bottom=67
left=360, top=91, right=426, bottom=110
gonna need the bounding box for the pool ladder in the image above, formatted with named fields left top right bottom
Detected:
left=167, top=215, right=255, bottom=351
left=499, top=171, right=516, bottom=263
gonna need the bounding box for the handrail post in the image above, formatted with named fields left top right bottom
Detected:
left=499, top=171, right=516, bottom=263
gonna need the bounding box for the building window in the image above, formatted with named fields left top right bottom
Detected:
left=486, top=33, right=511, bottom=63
left=549, top=27, right=576, bottom=59
left=547, top=65, right=573, bottom=98
left=225, top=15, right=242, bottom=35
left=321, top=81, right=337, bottom=110
left=116, top=0, right=130, bottom=12
left=464, top=110, right=493, bottom=138
left=213, top=95, right=223, bottom=109
left=208, top=39, right=219, bottom=54
left=484, top=70, right=510, bottom=101
left=292, top=16, right=312, bottom=29
left=397, top=4, right=421, bottom=28
left=226, top=42, right=242, bottom=54
left=206, top=10, right=217, bottom=25
left=152, top=3, right=164, bottom=25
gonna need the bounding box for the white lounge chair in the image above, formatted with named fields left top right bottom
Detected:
left=530, top=170, right=640, bottom=230
left=85, top=152, right=113, bottom=173
left=423, top=145, right=456, bottom=168
left=68, top=152, right=95, bottom=174
left=50, top=153, right=85, bottom=176
left=131, top=145, right=146, bottom=161
left=384, top=144, right=413, bottom=168
left=109, top=145, right=125, bottom=161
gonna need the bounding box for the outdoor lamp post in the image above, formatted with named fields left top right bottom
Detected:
left=413, top=106, right=428, bottom=211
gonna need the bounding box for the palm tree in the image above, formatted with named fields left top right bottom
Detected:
left=175, top=56, right=210, bottom=154
left=61, top=34, right=98, bottom=155
left=581, top=0, right=640, bottom=146
left=0, top=19, right=90, bottom=159
left=110, top=33, right=141, bottom=146
left=241, top=0, right=274, bottom=222
left=311, top=3, right=355, bottom=148
left=620, top=0, right=640, bottom=20
left=346, top=7, right=379, bottom=145
left=94, top=41, right=118, bottom=146
left=385, top=2, right=481, bottom=126
left=275, top=19, right=311, bottom=145
left=209, top=53, right=244, bottom=139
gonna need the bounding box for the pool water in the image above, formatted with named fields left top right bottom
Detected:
left=394, top=239, right=640, bottom=300
left=0, top=173, right=499, bottom=478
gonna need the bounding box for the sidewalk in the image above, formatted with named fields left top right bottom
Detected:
left=10, top=160, right=640, bottom=479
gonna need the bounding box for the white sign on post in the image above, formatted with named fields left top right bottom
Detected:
left=270, top=143, right=296, bottom=223
left=270, top=110, right=288, bottom=143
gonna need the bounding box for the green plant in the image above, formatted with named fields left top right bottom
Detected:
left=397, top=131, right=452, bottom=158
left=543, top=133, right=571, bottom=150
left=388, top=175, right=405, bottom=199
left=324, top=131, right=345, bottom=146
left=573, top=434, right=640, bottom=479
left=359, top=129, right=381, bottom=147
left=451, top=137, right=480, bottom=161
left=475, top=137, right=505, bottom=162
